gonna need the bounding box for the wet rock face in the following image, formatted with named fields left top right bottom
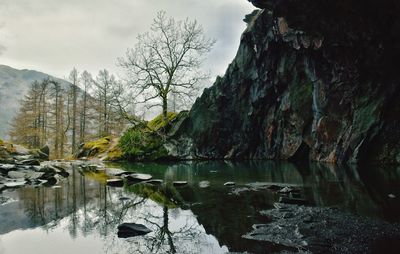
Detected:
left=168, top=0, right=400, bottom=164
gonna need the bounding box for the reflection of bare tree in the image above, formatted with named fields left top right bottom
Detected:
left=126, top=184, right=202, bottom=254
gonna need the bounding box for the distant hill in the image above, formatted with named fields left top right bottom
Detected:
left=0, top=65, right=72, bottom=139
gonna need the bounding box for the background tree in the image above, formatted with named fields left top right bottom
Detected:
left=79, top=71, right=93, bottom=144
left=69, top=68, right=79, bottom=153
left=119, top=11, right=215, bottom=121
left=93, top=69, right=117, bottom=137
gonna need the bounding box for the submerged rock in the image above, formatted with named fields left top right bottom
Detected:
left=146, top=179, right=163, bottom=185
left=117, top=223, right=151, bottom=238
left=199, top=180, right=210, bottom=188
left=278, top=196, right=308, bottom=206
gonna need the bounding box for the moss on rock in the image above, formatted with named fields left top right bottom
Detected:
left=147, top=112, right=177, bottom=131
left=83, top=136, right=112, bottom=154
left=118, top=112, right=181, bottom=161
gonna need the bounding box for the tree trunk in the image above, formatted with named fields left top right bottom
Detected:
left=162, top=96, right=168, bottom=122
left=71, top=85, right=77, bottom=153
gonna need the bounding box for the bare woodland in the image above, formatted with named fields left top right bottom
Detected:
left=8, top=11, right=214, bottom=158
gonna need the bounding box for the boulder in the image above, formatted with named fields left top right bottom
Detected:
left=38, top=145, right=50, bottom=160
left=117, top=223, right=151, bottom=238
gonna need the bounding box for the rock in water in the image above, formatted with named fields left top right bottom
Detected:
left=224, top=182, right=236, bottom=186
left=4, top=181, right=26, bottom=188
left=173, top=181, right=188, bottom=187
left=125, top=173, right=152, bottom=182
left=199, top=181, right=210, bottom=188
left=117, top=223, right=151, bottom=238
left=106, top=179, right=124, bottom=187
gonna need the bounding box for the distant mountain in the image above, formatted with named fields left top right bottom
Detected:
left=0, top=65, right=71, bottom=139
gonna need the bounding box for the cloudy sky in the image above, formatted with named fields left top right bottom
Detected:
left=0, top=0, right=255, bottom=80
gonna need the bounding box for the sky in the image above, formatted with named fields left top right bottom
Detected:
left=0, top=0, right=255, bottom=80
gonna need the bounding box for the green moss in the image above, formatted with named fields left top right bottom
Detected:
left=147, top=112, right=177, bottom=131
left=118, top=113, right=180, bottom=161
left=83, top=136, right=111, bottom=154
left=106, top=146, right=124, bottom=161
left=0, top=139, right=3, bottom=146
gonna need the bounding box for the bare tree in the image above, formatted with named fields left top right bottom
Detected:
left=69, top=68, right=79, bottom=153
left=93, top=69, right=116, bottom=136
left=79, top=71, right=92, bottom=144
left=118, top=11, right=215, bottom=121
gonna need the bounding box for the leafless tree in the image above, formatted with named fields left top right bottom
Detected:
left=118, top=11, right=215, bottom=121
left=69, top=68, right=79, bottom=153
left=79, top=71, right=93, bottom=144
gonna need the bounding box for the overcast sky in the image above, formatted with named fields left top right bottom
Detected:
left=0, top=0, right=255, bottom=80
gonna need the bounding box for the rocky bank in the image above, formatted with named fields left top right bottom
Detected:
left=159, top=0, right=400, bottom=164
left=0, top=140, right=70, bottom=190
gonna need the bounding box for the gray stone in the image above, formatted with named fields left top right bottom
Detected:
left=4, top=181, right=26, bottom=188
left=7, top=171, right=26, bottom=179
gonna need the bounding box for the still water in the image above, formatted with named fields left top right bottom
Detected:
left=0, top=161, right=399, bottom=254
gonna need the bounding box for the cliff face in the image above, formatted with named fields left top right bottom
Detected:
left=167, top=0, right=400, bottom=164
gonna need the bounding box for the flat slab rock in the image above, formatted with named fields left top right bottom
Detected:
left=117, top=223, right=151, bottom=238
left=173, top=181, right=188, bottom=186
left=243, top=203, right=400, bottom=254
left=4, top=181, right=26, bottom=188
left=125, top=173, right=152, bottom=181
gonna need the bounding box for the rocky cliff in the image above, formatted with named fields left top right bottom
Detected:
left=164, top=0, right=400, bottom=165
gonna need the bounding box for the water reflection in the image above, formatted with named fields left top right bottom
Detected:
left=0, top=161, right=399, bottom=254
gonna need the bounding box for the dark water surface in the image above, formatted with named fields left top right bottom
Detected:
left=0, top=161, right=399, bottom=253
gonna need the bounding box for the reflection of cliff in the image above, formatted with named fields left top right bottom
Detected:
left=301, top=163, right=400, bottom=221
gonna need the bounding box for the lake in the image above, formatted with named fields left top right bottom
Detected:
left=0, top=161, right=399, bottom=253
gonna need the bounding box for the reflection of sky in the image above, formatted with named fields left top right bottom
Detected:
left=1, top=161, right=399, bottom=254
left=0, top=183, right=228, bottom=254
